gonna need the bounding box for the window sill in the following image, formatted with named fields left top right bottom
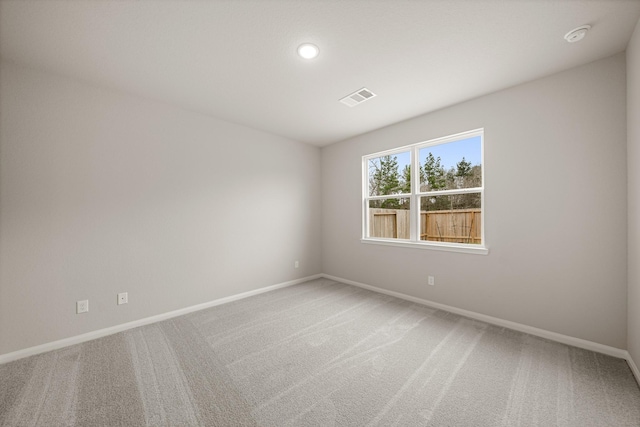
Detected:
left=360, top=238, right=489, bottom=255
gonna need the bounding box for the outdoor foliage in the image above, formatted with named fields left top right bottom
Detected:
left=368, top=155, right=403, bottom=208
left=368, top=152, right=481, bottom=211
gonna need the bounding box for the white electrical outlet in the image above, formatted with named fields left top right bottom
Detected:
left=76, top=300, right=89, bottom=314
left=294, top=260, right=299, bottom=269
left=117, top=292, right=128, bottom=305
left=428, top=276, right=435, bottom=286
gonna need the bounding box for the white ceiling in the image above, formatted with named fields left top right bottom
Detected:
left=2, top=1, right=640, bottom=146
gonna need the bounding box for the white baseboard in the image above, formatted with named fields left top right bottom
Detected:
left=626, top=352, right=640, bottom=385
left=0, top=274, right=321, bottom=365
left=2, top=271, right=636, bottom=386
left=322, top=274, right=629, bottom=360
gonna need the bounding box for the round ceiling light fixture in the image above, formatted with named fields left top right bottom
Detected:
left=297, top=43, right=319, bottom=59
left=564, top=25, right=591, bottom=43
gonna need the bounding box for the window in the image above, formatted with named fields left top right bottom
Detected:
left=362, top=129, right=486, bottom=254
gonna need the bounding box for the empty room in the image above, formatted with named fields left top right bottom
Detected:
left=2, top=0, right=640, bottom=425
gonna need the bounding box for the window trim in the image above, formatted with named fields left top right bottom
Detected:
left=362, top=128, right=487, bottom=255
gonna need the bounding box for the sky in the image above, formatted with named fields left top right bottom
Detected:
left=420, top=135, right=482, bottom=170
left=379, top=135, right=482, bottom=174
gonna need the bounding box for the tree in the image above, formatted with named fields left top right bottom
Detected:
left=370, top=155, right=400, bottom=195
left=458, top=164, right=482, bottom=209
left=452, top=162, right=482, bottom=210
left=456, top=157, right=472, bottom=178
left=401, top=164, right=411, bottom=194
left=369, top=155, right=402, bottom=208
left=420, top=153, right=448, bottom=211
left=422, top=152, right=446, bottom=191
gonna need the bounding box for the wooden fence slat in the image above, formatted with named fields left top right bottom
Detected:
left=370, top=208, right=481, bottom=243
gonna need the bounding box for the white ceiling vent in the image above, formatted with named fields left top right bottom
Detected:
left=339, top=88, right=377, bottom=107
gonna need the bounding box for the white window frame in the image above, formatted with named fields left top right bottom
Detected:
left=361, top=129, right=487, bottom=255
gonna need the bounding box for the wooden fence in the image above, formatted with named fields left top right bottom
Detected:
left=369, top=208, right=481, bottom=244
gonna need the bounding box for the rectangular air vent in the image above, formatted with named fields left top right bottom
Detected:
left=339, top=88, right=376, bottom=107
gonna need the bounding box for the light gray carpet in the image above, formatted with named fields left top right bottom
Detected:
left=1, top=278, right=639, bottom=426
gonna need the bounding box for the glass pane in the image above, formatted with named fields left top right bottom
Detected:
left=367, top=151, right=411, bottom=196
left=419, top=135, right=482, bottom=192
left=368, top=198, right=410, bottom=239
left=420, top=194, right=481, bottom=244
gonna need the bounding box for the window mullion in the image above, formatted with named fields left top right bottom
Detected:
left=367, top=194, right=411, bottom=201
left=362, top=157, right=369, bottom=238
left=410, top=146, right=419, bottom=241
left=416, top=187, right=482, bottom=197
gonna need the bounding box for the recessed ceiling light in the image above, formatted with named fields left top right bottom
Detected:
left=564, top=25, right=591, bottom=43
left=297, top=43, right=319, bottom=59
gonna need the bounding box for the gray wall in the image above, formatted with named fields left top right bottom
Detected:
left=1, top=50, right=633, bottom=357
left=0, top=62, right=322, bottom=355
left=322, top=53, right=628, bottom=349
left=628, top=19, right=640, bottom=366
